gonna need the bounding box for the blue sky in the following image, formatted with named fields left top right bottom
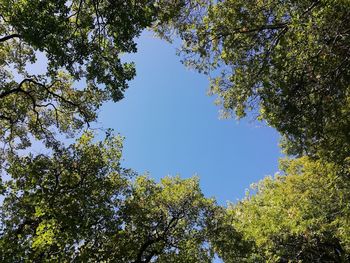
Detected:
left=99, top=31, right=283, bottom=205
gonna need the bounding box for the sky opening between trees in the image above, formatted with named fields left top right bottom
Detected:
left=0, top=0, right=349, bottom=262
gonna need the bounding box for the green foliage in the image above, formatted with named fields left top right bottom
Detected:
left=0, top=0, right=165, bottom=152
left=0, top=132, right=128, bottom=261
left=2, top=1, right=350, bottom=262
left=206, top=205, right=254, bottom=263
left=157, top=0, right=350, bottom=162
left=110, top=175, right=217, bottom=262
left=0, top=133, right=229, bottom=262
left=228, top=157, right=350, bottom=262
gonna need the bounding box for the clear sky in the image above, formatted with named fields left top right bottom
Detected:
left=98, top=31, right=283, bottom=205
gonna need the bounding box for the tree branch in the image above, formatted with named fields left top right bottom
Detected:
left=0, top=33, right=22, bottom=43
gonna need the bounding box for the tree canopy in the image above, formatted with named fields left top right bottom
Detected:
left=0, top=133, right=230, bottom=262
left=1, top=0, right=350, bottom=262
left=0, top=0, right=170, bottom=153
left=157, top=0, right=350, bottom=162
left=228, top=157, right=350, bottom=262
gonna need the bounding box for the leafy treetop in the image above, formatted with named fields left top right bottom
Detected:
left=0, top=132, right=240, bottom=262
left=156, top=0, right=350, bottom=162
left=227, top=157, right=350, bottom=262
left=0, top=0, right=173, bottom=153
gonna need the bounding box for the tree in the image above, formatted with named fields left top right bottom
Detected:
left=0, top=132, right=128, bottom=261
left=156, top=0, right=350, bottom=162
left=110, top=175, right=217, bottom=262
left=0, top=132, right=232, bottom=262
left=0, top=0, right=168, bottom=153
left=226, top=157, right=350, bottom=262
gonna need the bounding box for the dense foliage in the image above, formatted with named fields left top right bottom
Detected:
left=157, top=0, right=350, bottom=162
left=0, top=0, right=168, bottom=153
left=228, top=157, right=350, bottom=262
left=0, top=133, right=227, bottom=262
